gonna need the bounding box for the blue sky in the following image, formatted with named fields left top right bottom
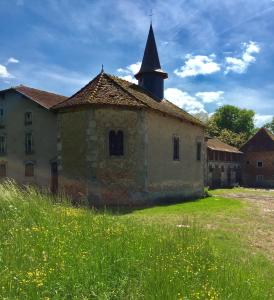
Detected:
left=0, top=0, right=274, bottom=126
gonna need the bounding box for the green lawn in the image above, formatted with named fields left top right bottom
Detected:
left=1, top=182, right=274, bottom=299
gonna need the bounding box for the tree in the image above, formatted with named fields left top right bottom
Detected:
left=264, top=117, right=274, bottom=133
left=206, top=105, right=255, bottom=148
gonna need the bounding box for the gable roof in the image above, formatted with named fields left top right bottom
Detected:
left=0, top=85, right=67, bottom=109
left=53, top=72, right=205, bottom=127
left=207, top=138, right=242, bottom=154
left=240, top=127, right=274, bottom=152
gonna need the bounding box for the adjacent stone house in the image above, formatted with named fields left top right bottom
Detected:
left=241, top=127, right=274, bottom=187
left=53, top=25, right=206, bottom=205
left=0, top=85, right=66, bottom=191
left=205, top=137, right=242, bottom=188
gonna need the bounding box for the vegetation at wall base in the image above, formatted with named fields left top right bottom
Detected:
left=0, top=181, right=274, bottom=299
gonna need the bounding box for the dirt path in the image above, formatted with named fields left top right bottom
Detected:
left=213, top=189, right=274, bottom=260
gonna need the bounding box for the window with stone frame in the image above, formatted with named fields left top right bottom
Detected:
left=109, top=130, right=124, bottom=156
left=196, top=142, right=202, bottom=161
left=0, top=163, right=6, bottom=177
left=173, top=136, right=180, bottom=161
left=257, top=161, right=263, bottom=168
left=25, top=132, right=34, bottom=154
left=0, top=135, right=6, bottom=155
left=25, top=162, right=34, bottom=177
left=24, top=112, right=32, bottom=125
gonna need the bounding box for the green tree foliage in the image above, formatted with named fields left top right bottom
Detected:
left=206, top=105, right=255, bottom=148
left=264, top=117, right=274, bottom=133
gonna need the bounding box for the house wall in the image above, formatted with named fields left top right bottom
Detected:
left=0, top=90, right=58, bottom=188
left=242, top=151, right=274, bottom=187
left=145, top=111, right=205, bottom=200
left=58, top=106, right=146, bottom=205
left=58, top=106, right=205, bottom=205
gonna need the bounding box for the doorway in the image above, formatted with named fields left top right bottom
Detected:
left=50, top=162, right=58, bottom=194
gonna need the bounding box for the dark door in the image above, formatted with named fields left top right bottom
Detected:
left=51, top=162, right=58, bottom=194
left=212, top=167, right=221, bottom=188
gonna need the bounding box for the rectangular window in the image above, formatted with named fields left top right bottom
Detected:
left=25, top=162, right=34, bottom=177
left=109, top=130, right=124, bottom=156
left=25, top=133, right=34, bottom=154
left=196, top=142, right=201, bottom=161
left=256, top=175, right=264, bottom=182
left=24, top=112, right=32, bottom=125
left=0, top=135, right=6, bottom=154
left=257, top=161, right=263, bottom=168
left=0, top=163, right=6, bottom=177
left=173, top=136, right=180, bottom=160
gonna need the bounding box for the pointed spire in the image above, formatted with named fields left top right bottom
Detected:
left=136, top=24, right=166, bottom=76
left=135, top=24, right=168, bottom=101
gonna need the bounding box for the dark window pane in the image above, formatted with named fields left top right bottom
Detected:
left=197, top=142, right=201, bottom=161
left=109, top=130, right=124, bottom=156
left=173, top=137, right=179, bottom=160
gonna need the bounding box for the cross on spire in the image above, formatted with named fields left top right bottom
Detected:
left=149, top=9, right=153, bottom=24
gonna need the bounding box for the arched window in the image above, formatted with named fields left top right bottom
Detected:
left=109, top=130, right=124, bottom=156
left=25, top=162, right=34, bottom=177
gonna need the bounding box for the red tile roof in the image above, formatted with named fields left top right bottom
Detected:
left=207, top=138, right=242, bottom=154
left=1, top=85, right=67, bottom=109
left=53, top=72, right=205, bottom=127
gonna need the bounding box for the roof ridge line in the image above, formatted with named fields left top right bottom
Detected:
left=87, top=72, right=104, bottom=103
left=164, top=99, right=205, bottom=126
left=105, top=74, right=149, bottom=108
left=13, top=88, right=50, bottom=110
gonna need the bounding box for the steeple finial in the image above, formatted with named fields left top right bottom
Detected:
left=149, top=9, right=153, bottom=24
left=101, top=64, right=104, bottom=73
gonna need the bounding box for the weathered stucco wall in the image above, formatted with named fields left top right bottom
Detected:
left=58, top=106, right=205, bottom=205
left=242, top=151, right=274, bottom=187
left=58, top=106, right=146, bottom=205
left=145, top=111, right=205, bottom=200
left=58, top=109, right=89, bottom=199
left=0, top=90, right=57, bottom=188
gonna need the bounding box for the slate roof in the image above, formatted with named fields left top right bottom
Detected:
left=0, top=85, right=67, bottom=109
left=207, top=137, right=242, bottom=154
left=135, top=24, right=167, bottom=80
left=53, top=72, right=205, bottom=127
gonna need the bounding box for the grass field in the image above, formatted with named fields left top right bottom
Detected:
left=1, top=182, right=274, bottom=299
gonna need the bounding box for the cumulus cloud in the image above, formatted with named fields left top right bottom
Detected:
left=195, top=91, right=224, bottom=104
left=7, top=57, right=19, bottom=64
left=225, top=41, right=260, bottom=74
left=117, top=61, right=141, bottom=84
left=174, top=54, right=220, bottom=78
left=165, top=88, right=206, bottom=114
left=0, top=64, right=13, bottom=79
left=254, top=114, right=273, bottom=128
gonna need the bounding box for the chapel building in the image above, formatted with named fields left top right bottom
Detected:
left=53, top=24, right=206, bottom=205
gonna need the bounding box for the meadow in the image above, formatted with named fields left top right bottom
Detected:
left=0, top=182, right=274, bottom=299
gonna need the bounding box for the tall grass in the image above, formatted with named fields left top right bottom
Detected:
left=0, top=181, right=273, bottom=299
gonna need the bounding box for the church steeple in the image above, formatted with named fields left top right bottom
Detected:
left=135, top=24, right=168, bottom=101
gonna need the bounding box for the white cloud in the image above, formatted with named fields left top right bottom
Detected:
left=117, top=61, right=141, bottom=84
left=174, top=54, right=220, bottom=78
left=119, top=75, right=138, bottom=84
left=7, top=57, right=19, bottom=64
left=225, top=41, right=260, bottom=74
left=196, top=91, right=224, bottom=103
left=0, top=64, right=13, bottom=79
left=165, top=88, right=206, bottom=114
left=254, top=114, right=273, bottom=128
